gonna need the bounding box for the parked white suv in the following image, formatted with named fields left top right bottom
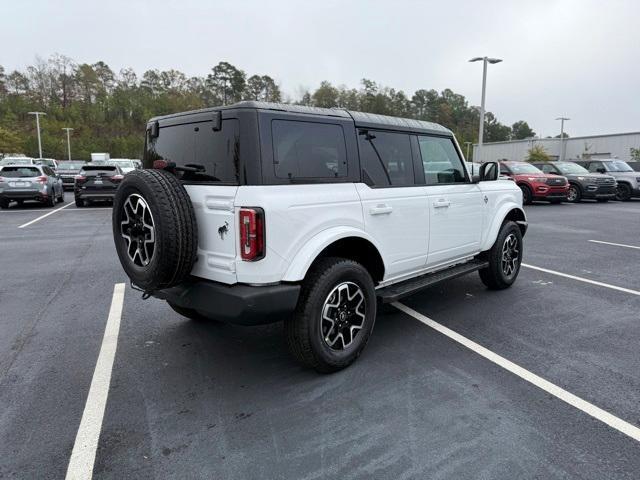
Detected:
left=112, top=102, right=527, bottom=372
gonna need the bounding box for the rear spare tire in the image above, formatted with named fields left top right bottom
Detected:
left=112, top=169, right=198, bottom=291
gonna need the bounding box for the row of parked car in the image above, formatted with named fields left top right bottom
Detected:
left=491, top=159, right=639, bottom=204
left=0, top=157, right=142, bottom=209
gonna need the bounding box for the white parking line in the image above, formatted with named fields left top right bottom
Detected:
left=523, top=263, right=640, bottom=297
left=17, top=202, right=73, bottom=228
left=1, top=207, right=111, bottom=213
left=588, top=239, right=640, bottom=251
left=65, top=283, right=125, bottom=480
left=392, top=302, right=640, bottom=443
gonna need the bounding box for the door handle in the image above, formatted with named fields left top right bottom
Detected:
left=369, top=204, right=393, bottom=215
left=433, top=199, right=451, bottom=208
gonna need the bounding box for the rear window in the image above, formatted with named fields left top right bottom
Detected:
left=59, top=162, right=85, bottom=170
left=145, top=118, right=240, bottom=184
left=0, top=158, right=32, bottom=165
left=1, top=166, right=41, bottom=177
left=81, top=166, right=117, bottom=175
left=358, top=130, right=414, bottom=186
left=272, top=120, right=347, bottom=179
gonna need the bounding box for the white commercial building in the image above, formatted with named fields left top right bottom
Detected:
left=473, top=131, right=640, bottom=163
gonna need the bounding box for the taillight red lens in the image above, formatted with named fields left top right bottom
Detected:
left=110, top=175, right=124, bottom=181
left=239, top=207, right=265, bottom=261
left=37, top=176, right=48, bottom=184
left=74, top=175, right=86, bottom=183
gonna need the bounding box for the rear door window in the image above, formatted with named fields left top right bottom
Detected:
left=146, top=118, right=240, bottom=184
left=272, top=120, right=347, bottom=179
left=358, top=130, right=414, bottom=186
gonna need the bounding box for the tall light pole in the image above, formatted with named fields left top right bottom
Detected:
left=465, top=141, right=472, bottom=160
left=556, top=117, right=570, bottom=162
left=62, top=128, right=74, bottom=160
left=28, top=111, right=46, bottom=158
left=469, top=57, right=502, bottom=161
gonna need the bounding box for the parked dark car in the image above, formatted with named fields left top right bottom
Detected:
left=0, top=164, right=65, bottom=208
left=626, top=160, right=640, bottom=172
left=57, top=161, right=87, bottom=190
left=499, top=161, right=569, bottom=204
left=573, top=159, right=640, bottom=201
left=532, top=161, right=616, bottom=203
left=74, top=164, right=124, bottom=207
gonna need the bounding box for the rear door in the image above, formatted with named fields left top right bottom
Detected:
left=418, top=135, right=484, bottom=267
left=355, top=129, right=429, bottom=280
left=146, top=116, right=241, bottom=284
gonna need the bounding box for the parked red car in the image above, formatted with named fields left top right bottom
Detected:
left=499, top=161, right=569, bottom=204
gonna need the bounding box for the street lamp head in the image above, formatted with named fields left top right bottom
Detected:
left=555, top=117, right=570, bottom=121
left=469, top=57, right=484, bottom=62
left=28, top=111, right=46, bottom=115
left=487, top=58, right=503, bottom=64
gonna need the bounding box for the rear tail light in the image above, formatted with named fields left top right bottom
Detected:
left=110, top=175, right=124, bottom=182
left=239, top=207, right=265, bottom=261
left=37, top=176, right=48, bottom=184
left=75, top=175, right=86, bottom=183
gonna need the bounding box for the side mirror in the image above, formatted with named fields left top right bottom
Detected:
left=478, top=161, right=499, bottom=182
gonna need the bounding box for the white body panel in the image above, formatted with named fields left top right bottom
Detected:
left=355, top=183, right=429, bottom=278
left=425, top=184, right=484, bottom=266
left=185, top=179, right=524, bottom=287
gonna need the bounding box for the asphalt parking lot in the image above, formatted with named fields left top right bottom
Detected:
left=1, top=195, right=639, bottom=480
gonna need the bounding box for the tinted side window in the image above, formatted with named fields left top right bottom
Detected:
left=418, top=136, right=466, bottom=184
left=358, top=130, right=414, bottom=186
left=587, top=161, right=602, bottom=173
left=145, top=119, right=240, bottom=184
left=499, top=164, right=510, bottom=175
left=540, top=164, right=555, bottom=174
left=272, top=120, right=347, bottom=179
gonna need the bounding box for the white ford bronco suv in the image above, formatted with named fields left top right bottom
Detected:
left=112, top=102, right=526, bottom=372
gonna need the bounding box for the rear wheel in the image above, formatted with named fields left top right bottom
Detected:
left=615, top=183, right=632, bottom=201
left=479, top=221, right=523, bottom=290
left=0, top=199, right=9, bottom=209
left=75, top=197, right=84, bottom=208
left=48, top=193, right=56, bottom=208
left=57, top=189, right=65, bottom=203
left=285, top=257, right=376, bottom=373
left=567, top=184, right=581, bottom=203
left=519, top=184, right=533, bottom=205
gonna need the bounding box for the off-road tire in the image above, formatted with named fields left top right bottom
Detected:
left=479, top=221, right=523, bottom=290
left=112, top=169, right=198, bottom=292
left=519, top=184, right=533, bottom=205
left=285, top=257, right=376, bottom=373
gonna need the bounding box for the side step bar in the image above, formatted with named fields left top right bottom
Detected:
left=377, top=258, right=489, bottom=303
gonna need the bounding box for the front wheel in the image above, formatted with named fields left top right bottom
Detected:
left=615, top=183, right=632, bottom=201
left=285, top=257, right=377, bottom=373
left=567, top=184, right=581, bottom=203
left=519, top=184, right=533, bottom=205
left=479, top=221, right=523, bottom=290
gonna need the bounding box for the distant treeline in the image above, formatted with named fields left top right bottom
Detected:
left=0, top=54, right=537, bottom=159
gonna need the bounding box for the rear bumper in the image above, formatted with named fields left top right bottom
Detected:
left=75, top=190, right=116, bottom=200
left=0, top=191, right=48, bottom=201
left=152, top=278, right=301, bottom=325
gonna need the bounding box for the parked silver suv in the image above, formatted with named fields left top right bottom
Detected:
left=573, top=159, right=640, bottom=201
left=0, top=164, right=65, bottom=208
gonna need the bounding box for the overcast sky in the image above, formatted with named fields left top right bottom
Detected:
left=3, top=0, right=639, bottom=137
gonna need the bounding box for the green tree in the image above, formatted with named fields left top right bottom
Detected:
left=206, top=61, right=246, bottom=105
left=526, top=144, right=551, bottom=162
left=0, top=126, right=24, bottom=154
left=630, top=147, right=640, bottom=161
left=511, top=121, right=535, bottom=140
left=311, top=81, right=339, bottom=108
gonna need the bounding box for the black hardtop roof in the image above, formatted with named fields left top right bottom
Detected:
left=148, top=101, right=453, bottom=136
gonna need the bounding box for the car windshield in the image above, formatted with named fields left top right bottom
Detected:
left=556, top=162, right=589, bottom=174
left=0, top=158, right=32, bottom=165
left=507, top=163, right=543, bottom=174
left=606, top=161, right=633, bottom=172
left=1, top=166, right=41, bottom=178
left=58, top=162, right=85, bottom=170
